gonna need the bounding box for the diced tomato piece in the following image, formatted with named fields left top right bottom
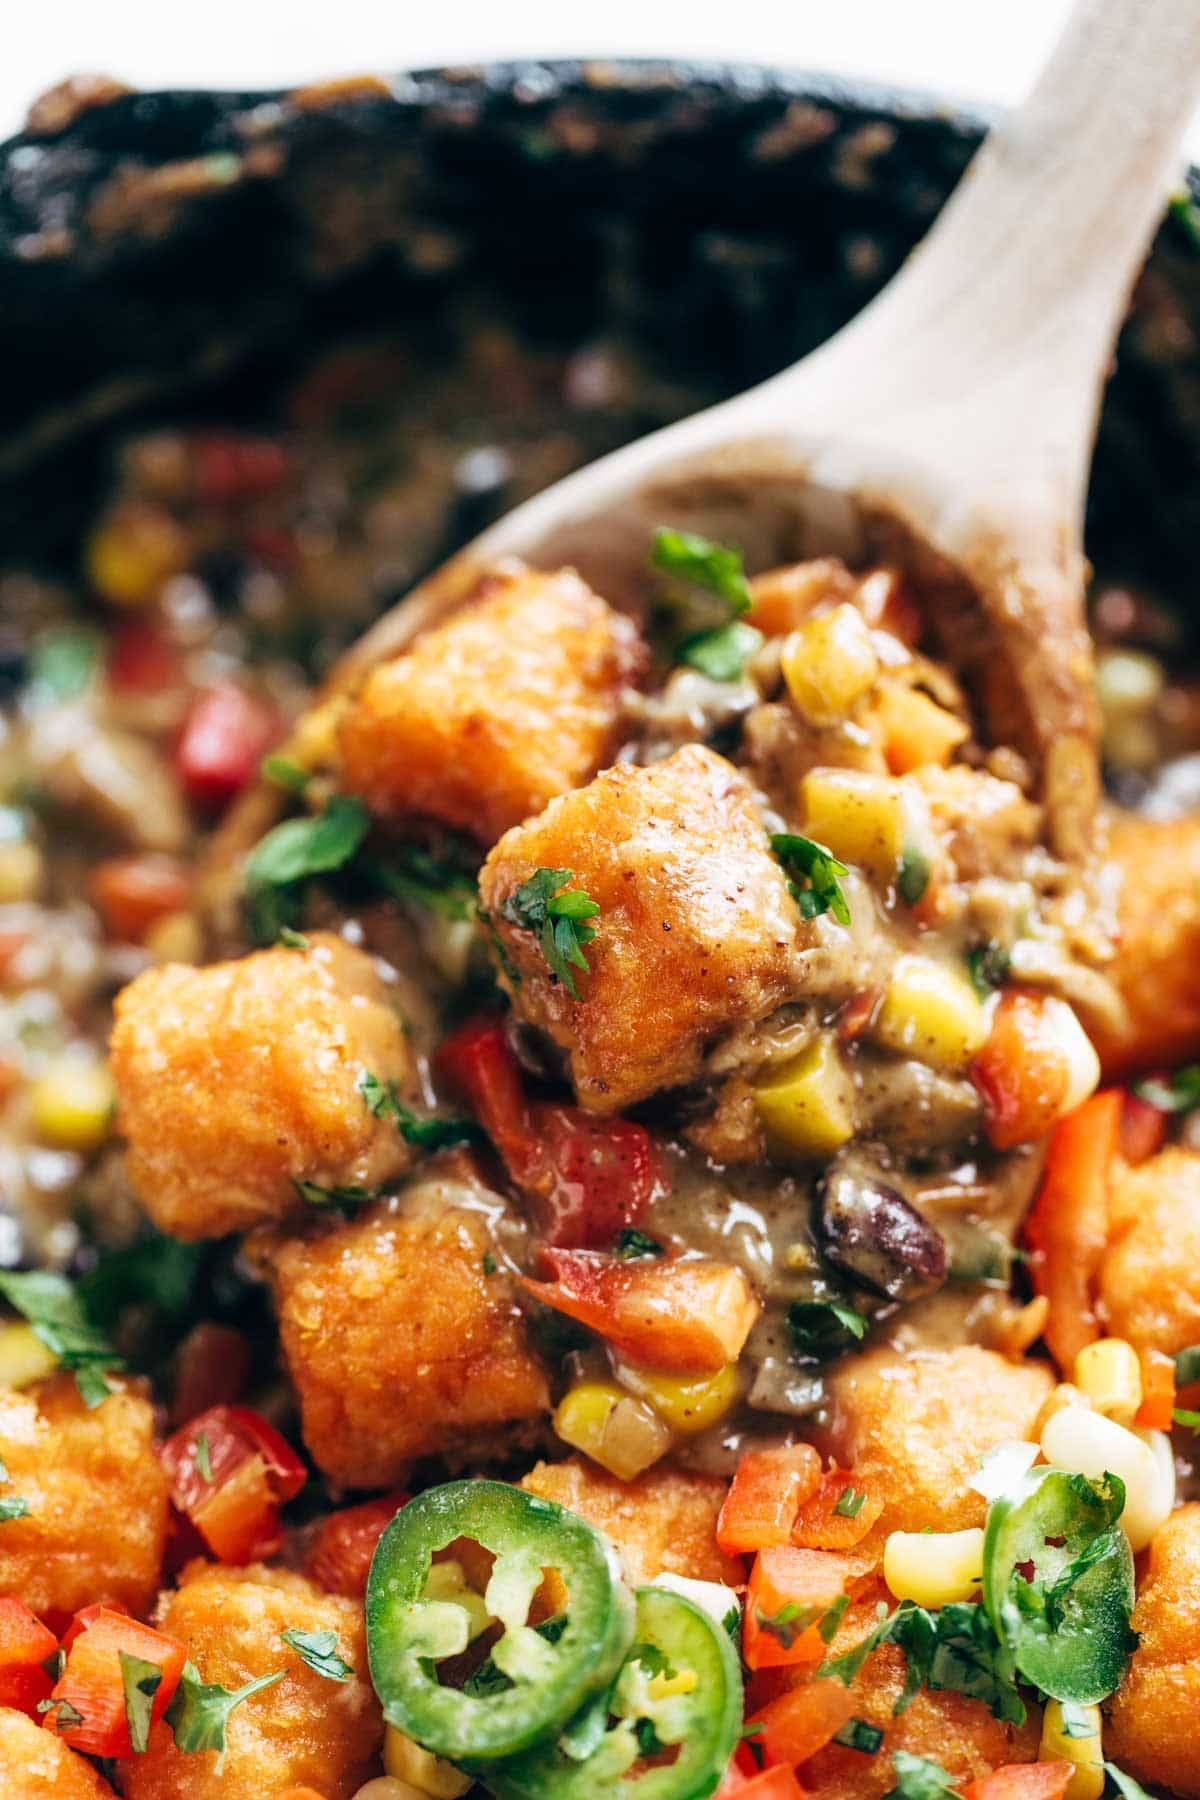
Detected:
left=970, top=990, right=1075, bottom=1151
left=718, top=1446, right=823, bottom=1555
left=962, top=1765, right=1074, bottom=1800
left=790, top=1470, right=885, bottom=1551
left=749, top=1678, right=857, bottom=1768
left=1024, top=1090, right=1122, bottom=1373
left=176, top=681, right=278, bottom=809
left=729, top=1768, right=809, bottom=1800
left=304, top=1492, right=409, bottom=1596
left=521, top=1248, right=758, bottom=1374
left=0, top=1597, right=57, bottom=1718
left=1119, top=1088, right=1169, bottom=1165
left=193, top=434, right=290, bottom=506
left=88, top=854, right=191, bottom=943
left=160, top=1404, right=305, bottom=1563
left=169, top=1322, right=253, bottom=1428
left=106, top=617, right=181, bottom=693
left=435, top=1017, right=660, bottom=1247
left=742, top=1547, right=853, bottom=1673
left=1136, top=1347, right=1177, bottom=1431
left=46, top=1607, right=186, bottom=1758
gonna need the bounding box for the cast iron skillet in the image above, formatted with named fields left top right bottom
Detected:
left=0, top=61, right=1197, bottom=610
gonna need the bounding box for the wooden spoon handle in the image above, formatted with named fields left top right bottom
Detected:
left=757, top=0, right=1200, bottom=458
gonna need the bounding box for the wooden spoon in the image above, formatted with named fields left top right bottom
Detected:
left=213, top=0, right=1200, bottom=897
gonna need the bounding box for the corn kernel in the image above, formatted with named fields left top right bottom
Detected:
left=616, top=1360, right=739, bottom=1435
left=781, top=604, right=879, bottom=725
left=554, top=1381, right=672, bottom=1481
left=355, top=1778, right=436, bottom=1800
left=384, top=1728, right=472, bottom=1798
left=143, top=908, right=203, bottom=966
left=873, top=954, right=987, bottom=1072
left=652, top=1572, right=741, bottom=1630
left=1040, top=1407, right=1174, bottom=1552
left=0, top=1321, right=59, bottom=1388
left=86, top=500, right=190, bottom=608
left=1073, top=1338, right=1143, bottom=1427
left=1039, top=1700, right=1105, bottom=1800
left=0, top=842, right=43, bottom=904
left=29, top=1059, right=116, bottom=1152
left=801, top=768, right=907, bottom=881
left=883, top=1527, right=985, bottom=1608
left=752, top=1034, right=855, bottom=1156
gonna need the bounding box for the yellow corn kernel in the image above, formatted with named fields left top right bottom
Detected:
left=0, top=1322, right=58, bottom=1388
left=873, top=954, right=987, bottom=1072
left=384, top=1728, right=472, bottom=1799
left=355, top=1782, right=429, bottom=1800
left=1073, top=1338, right=1143, bottom=1427
left=883, top=1527, right=985, bottom=1609
left=554, top=1381, right=672, bottom=1481
left=752, top=1035, right=855, bottom=1157
left=800, top=768, right=907, bottom=881
left=85, top=501, right=190, bottom=608
left=617, top=1360, right=739, bottom=1435
left=1039, top=1700, right=1105, bottom=1800
left=0, top=841, right=43, bottom=904
left=29, top=1059, right=116, bottom=1152
left=781, top=603, right=879, bottom=725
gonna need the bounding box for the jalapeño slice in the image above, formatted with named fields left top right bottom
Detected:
left=366, top=1480, right=634, bottom=1763
left=488, top=1586, right=742, bottom=1800
left=982, top=1466, right=1135, bottom=1704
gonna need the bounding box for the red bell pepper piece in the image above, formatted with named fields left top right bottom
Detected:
left=0, top=1597, right=57, bottom=1718
left=176, top=681, right=278, bottom=809
left=1119, top=1086, right=1169, bottom=1165
left=742, top=1547, right=855, bottom=1673
left=1024, top=1089, right=1122, bottom=1374
left=748, top=1677, right=857, bottom=1767
left=106, top=616, right=182, bottom=693
left=717, top=1445, right=823, bottom=1555
left=1136, top=1347, right=1178, bottom=1431
left=88, top=854, right=191, bottom=944
left=160, top=1404, right=306, bottom=1564
left=435, top=1017, right=661, bottom=1247
left=45, top=1607, right=186, bottom=1758
left=521, top=1247, right=758, bottom=1373
left=304, top=1492, right=409, bottom=1597
left=970, top=989, right=1075, bottom=1150
left=790, top=1470, right=885, bottom=1551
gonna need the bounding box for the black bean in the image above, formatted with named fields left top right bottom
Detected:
left=818, top=1165, right=947, bottom=1301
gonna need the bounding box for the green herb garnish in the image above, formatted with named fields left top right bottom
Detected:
left=0, top=1270, right=123, bottom=1409
left=0, top=1496, right=30, bottom=1522
left=260, top=754, right=311, bottom=795
left=614, top=1228, right=665, bottom=1261
left=966, top=941, right=1011, bottom=999
left=1172, top=1407, right=1200, bottom=1433
left=502, top=867, right=600, bottom=999
left=833, top=1717, right=884, bottom=1755
left=357, top=1069, right=479, bottom=1152
left=1169, top=190, right=1200, bottom=252
left=293, top=1179, right=382, bottom=1214
left=281, top=1627, right=353, bottom=1682
left=788, top=1299, right=867, bottom=1360
left=651, top=527, right=762, bottom=681
left=678, top=620, right=763, bottom=682
left=897, top=845, right=930, bottom=905
left=1175, top=1344, right=1200, bottom=1386
left=770, top=834, right=851, bottom=926
left=194, top=1433, right=213, bottom=1483
left=1133, top=1065, right=1200, bottom=1114
left=166, top=1662, right=285, bottom=1772
left=29, top=628, right=100, bottom=704
left=244, top=794, right=369, bottom=944
left=833, top=1486, right=867, bottom=1520
left=884, top=1750, right=960, bottom=1800
left=365, top=844, right=478, bottom=922
left=120, top=1652, right=163, bottom=1755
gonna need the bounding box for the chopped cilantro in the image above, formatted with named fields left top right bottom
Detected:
left=833, top=1485, right=868, bottom=1520
left=678, top=620, right=763, bottom=682
left=884, top=1750, right=960, bottom=1800
left=1169, top=190, right=1200, bottom=252
left=770, top=834, right=851, bottom=926
left=1133, top=1065, right=1200, bottom=1114
left=1172, top=1407, right=1200, bottom=1433
left=166, top=1662, right=284, bottom=1771
left=79, top=1232, right=203, bottom=1329
left=818, top=1593, right=850, bottom=1644
left=614, top=1228, right=665, bottom=1261
left=366, top=843, right=478, bottom=922
left=29, top=628, right=100, bottom=704
left=462, top=1614, right=568, bottom=1699
left=502, top=867, right=600, bottom=998
left=966, top=941, right=1011, bottom=999
left=0, top=1269, right=123, bottom=1409
left=788, top=1299, right=868, bottom=1360
left=0, top=1496, right=30, bottom=1522
left=281, top=1627, right=353, bottom=1682
left=357, top=1069, right=479, bottom=1152
left=756, top=1601, right=820, bottom=1650
left=833, top=1717, right=884, bottom=1755
left=40, top=1696, right=85, bottom=1730
left=482, top=1252, right=497, bottom=1276
left=1059, top=1700, right=1098, bottom=1739
left=120, top=1651, right=163, bottom=1755
left=278, top=926, right=309, bottom=949
left=194, top=1433, right=213, bottom=1484
left=293, top=1178, right=381, bottom=1214
left=244, top=794, right=369, bottom=944
left=634, top=1716, right=665, bottom=1756
left=651, top=527, right=751, bottom=614
left=818, top=1599, right=1024, bottom=1728
left=897, top=845, right=930, bottom=905
left=1175, top=1345, right=1200, bottom=1386
left=260, top=754, right=310, bottom=795
left=722, top=1605, right=741, bottom=1646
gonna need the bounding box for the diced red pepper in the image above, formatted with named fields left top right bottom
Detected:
left=88, top=854, right=191, bottom=943
left=60, top=1603, right=130, bottom=1652
left=718, top=1446, right=823, bottom=1555
left=435, top=1017, right=660, bottom=1248
left=1119, top=1087, right=1169, bottom=1165
left=521, top=1248, right=758, bottom=1374
left=1136, top=1347, right=1178, bottom=1431
left=742, top=1548, right=854, bottom=1672
left=0, top=1597, right=57, bottom=1718
left=961, top=1766, right=1074, bottom=1800
left=159, top=1404, right=306, bottom=1563
left=106, top=617, right=181, bottom=693
left=970, top=990, right=1074, bottom=1151
left=176, top=681, right=278, bottom=809
left=45, top=1607, right=186, bottom=1759
left=790, top=1470, right=885, bottom=1551
left=748, top=1677, right=857, bottom=1767
left=304, top=1492, right=409, bottom=1596
left=1024, top=1090, right=1122, bottom=1374
left=193, top=433, right=290, bottom=506
left=725, top=1767, right=810, bottom=1800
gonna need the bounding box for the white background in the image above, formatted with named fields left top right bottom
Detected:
left=5, top=1, right=1198, bottom=156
